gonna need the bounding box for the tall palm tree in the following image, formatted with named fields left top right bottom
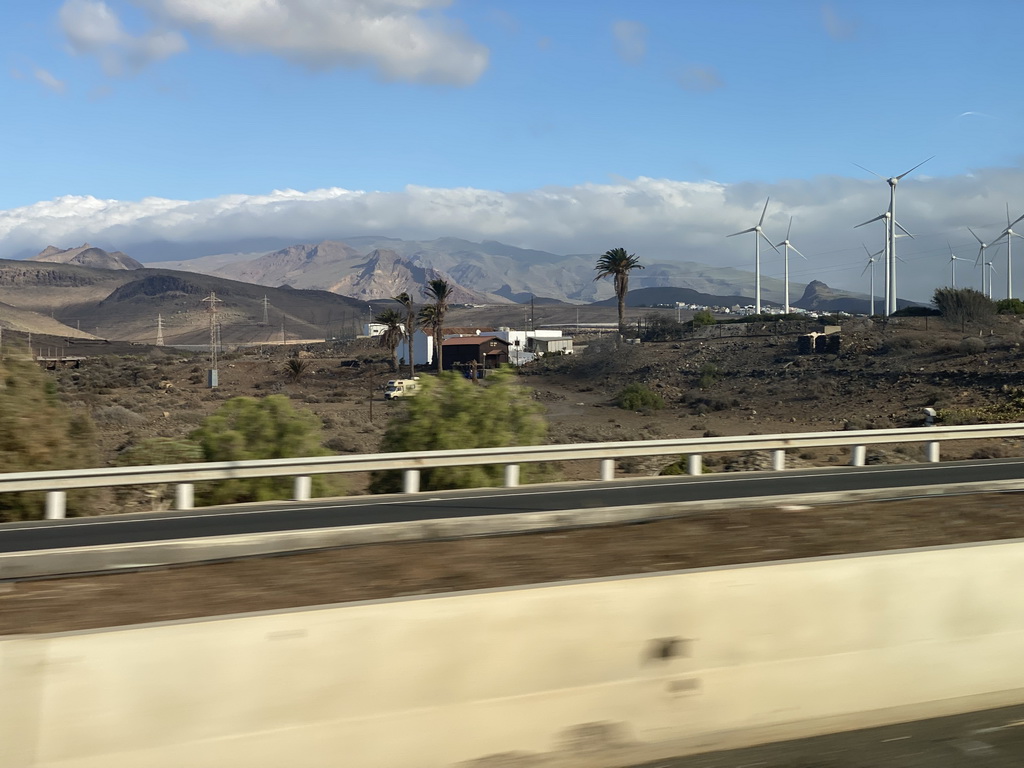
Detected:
left=374, top=308, right=404, bottom=372
left=422, top=278, right=453, bottom=373
left=594, top=247, right=644, bottom=339
left=393, top=292, right=417, bottom=377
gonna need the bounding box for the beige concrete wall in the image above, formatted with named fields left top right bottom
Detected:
left=5, top=539, right=1024, bottom=768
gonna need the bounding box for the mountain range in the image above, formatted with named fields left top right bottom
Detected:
left=147, top=236, right=869, bottom=307
left=3, top=236, right=896, bottom=342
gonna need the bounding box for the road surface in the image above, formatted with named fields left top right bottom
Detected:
left=2, top=458, right=1022, bottom=554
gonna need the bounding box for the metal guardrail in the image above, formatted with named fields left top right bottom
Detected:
left=7, top=422, right=1024, bottom=519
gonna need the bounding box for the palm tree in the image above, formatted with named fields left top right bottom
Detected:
left=374, top=308, right=404, bottom=372
left=393, top=292, right=417, bottom=377
left=423, top=278, right=453, bottom=373
left=594, top=247, right=644, bottom=339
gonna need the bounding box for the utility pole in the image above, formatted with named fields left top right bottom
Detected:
left=202, top=292, right=222, bottom=387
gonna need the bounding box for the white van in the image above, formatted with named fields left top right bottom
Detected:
left=384, top=377, right=421, bottom=400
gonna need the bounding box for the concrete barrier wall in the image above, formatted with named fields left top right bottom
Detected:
left=6, top=539, right=1024, bottom=768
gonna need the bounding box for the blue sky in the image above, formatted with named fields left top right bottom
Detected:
left=2, top=1, right=1024, bottom=302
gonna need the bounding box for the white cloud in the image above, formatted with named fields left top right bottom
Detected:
left=60, top=0, right=187, bottom=75
left=3, top=171, right=1024, bottom=303
left=612, top=20, right=646, bottom=64
left=678, top=66, right=724, bottom=92
left=821, top=2, right=858, bottom=40
left=33, top=68, right=67, bottom=94
left=133, top=0, right=488, bottom=85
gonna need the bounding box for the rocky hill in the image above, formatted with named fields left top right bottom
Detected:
left=31, top=244, right=143, bottom=270
left=152, top=236, right=845, bottom=306
left=794, top=280, right=916, bottom=314
left=0, top=260, right=369, bottom=343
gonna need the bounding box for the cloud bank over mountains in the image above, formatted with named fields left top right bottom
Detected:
left=3, top=169, right=1023, bottom=303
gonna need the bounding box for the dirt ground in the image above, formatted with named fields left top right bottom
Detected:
left=4, top=492, right=1024, bottom=635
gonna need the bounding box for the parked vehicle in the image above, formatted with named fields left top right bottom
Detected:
left=384, top=377, right=421, bottom=399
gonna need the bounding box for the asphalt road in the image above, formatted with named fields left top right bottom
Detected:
left=2, top=458, right=1023, bottom=554
left=633, top=703, right=1024, bottom=767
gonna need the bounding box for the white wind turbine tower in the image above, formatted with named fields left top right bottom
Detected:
left=854, top=209, right=914, bottom=315
left=854, top=157, right=933, bottom=315
left=861, top=244, right=883, bottom=316
left=774, top=217, right=807, bottom=314
left=727, top=197, right=778, bottom=315
left=988, top=204, right=1024, bottom=300
left=985, top=260, right=997, bottom=299
left=947, top=242, right=961, bottom=288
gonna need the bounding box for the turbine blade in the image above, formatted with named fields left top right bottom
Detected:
left=853, top=162, right=884, bottom=180
left=759, top=231, right=780, bottom=253
left=786, top=216, right=793, bottom=241
left=790, top=245, right=808, bottom=260
left=861, top=261, right=872, bottom=276
left=895, top=155, right=934, bottom=180
left=1011, top=210, right=1024, bottom=228
left=975, top=246, right=985, bottom=267
left=894, top=220, right=915, bottom=239
left=727, top=227, right=756, bottom=237
left=967, top=226, right=984, bottom=246
left=757, top=197, right=770, bottom=227
left=854, top=213, right=887, bottom=228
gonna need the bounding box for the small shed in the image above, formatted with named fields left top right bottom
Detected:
left=441, top=336, right=510, bottom=370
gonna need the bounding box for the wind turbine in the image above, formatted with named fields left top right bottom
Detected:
left=854, top=209, right=914, bottom=315
left=727, top=197, right=778, bottom=315
left=774, top=217, right=807, bottom=314
left=854, top=157, right=933, bottom=315
left=968, top=226, right=989, bottom=268
left=947, top=242, right=961, bottom=288
left=861, top=244, right=883, bottom=316
left=988, top=204, right=1024, bottom=300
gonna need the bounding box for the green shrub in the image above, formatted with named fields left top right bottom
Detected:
left=117, top=438, right=205, bottom=511
left=614, top=383, right=665, bottom=411
left=932, top=287, right=995, bottom=326
left=698, top=363, right=722, bottom=389
left=959, top=337, right=985, bottom=355
left=997, top=298, right=1024, bottom=315
left=691, top=310, right=716, bottom=328
left=0, top=345, right=100, bottom=521
left=190, top=395, right=343, bottom=505
left=370, top=369, right=551, bottom=493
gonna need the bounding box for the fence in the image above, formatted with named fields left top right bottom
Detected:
left=5, top=423, right=1024, bottom=520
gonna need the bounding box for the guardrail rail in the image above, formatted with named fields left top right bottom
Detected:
left=4, top=422, right=1024, bottom=519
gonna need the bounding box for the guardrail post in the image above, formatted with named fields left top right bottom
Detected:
left=687, top=454, right=702, bottom=475
left=850, top=445, right=866, bottom=467
left=293, top=475, right=312, bottom=501
left=175, top=483, right=194, bottom=511
left=503, top=464, right=520, bottom=488
left=45, top=491, right=66, bottom=520
left=771, top=449, right=786, bottom=471
left=925, top=441, right=940, bottom=463
left=600, top=459, right=615, bottom=481
left=403, top=469, right=420, bottom=494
